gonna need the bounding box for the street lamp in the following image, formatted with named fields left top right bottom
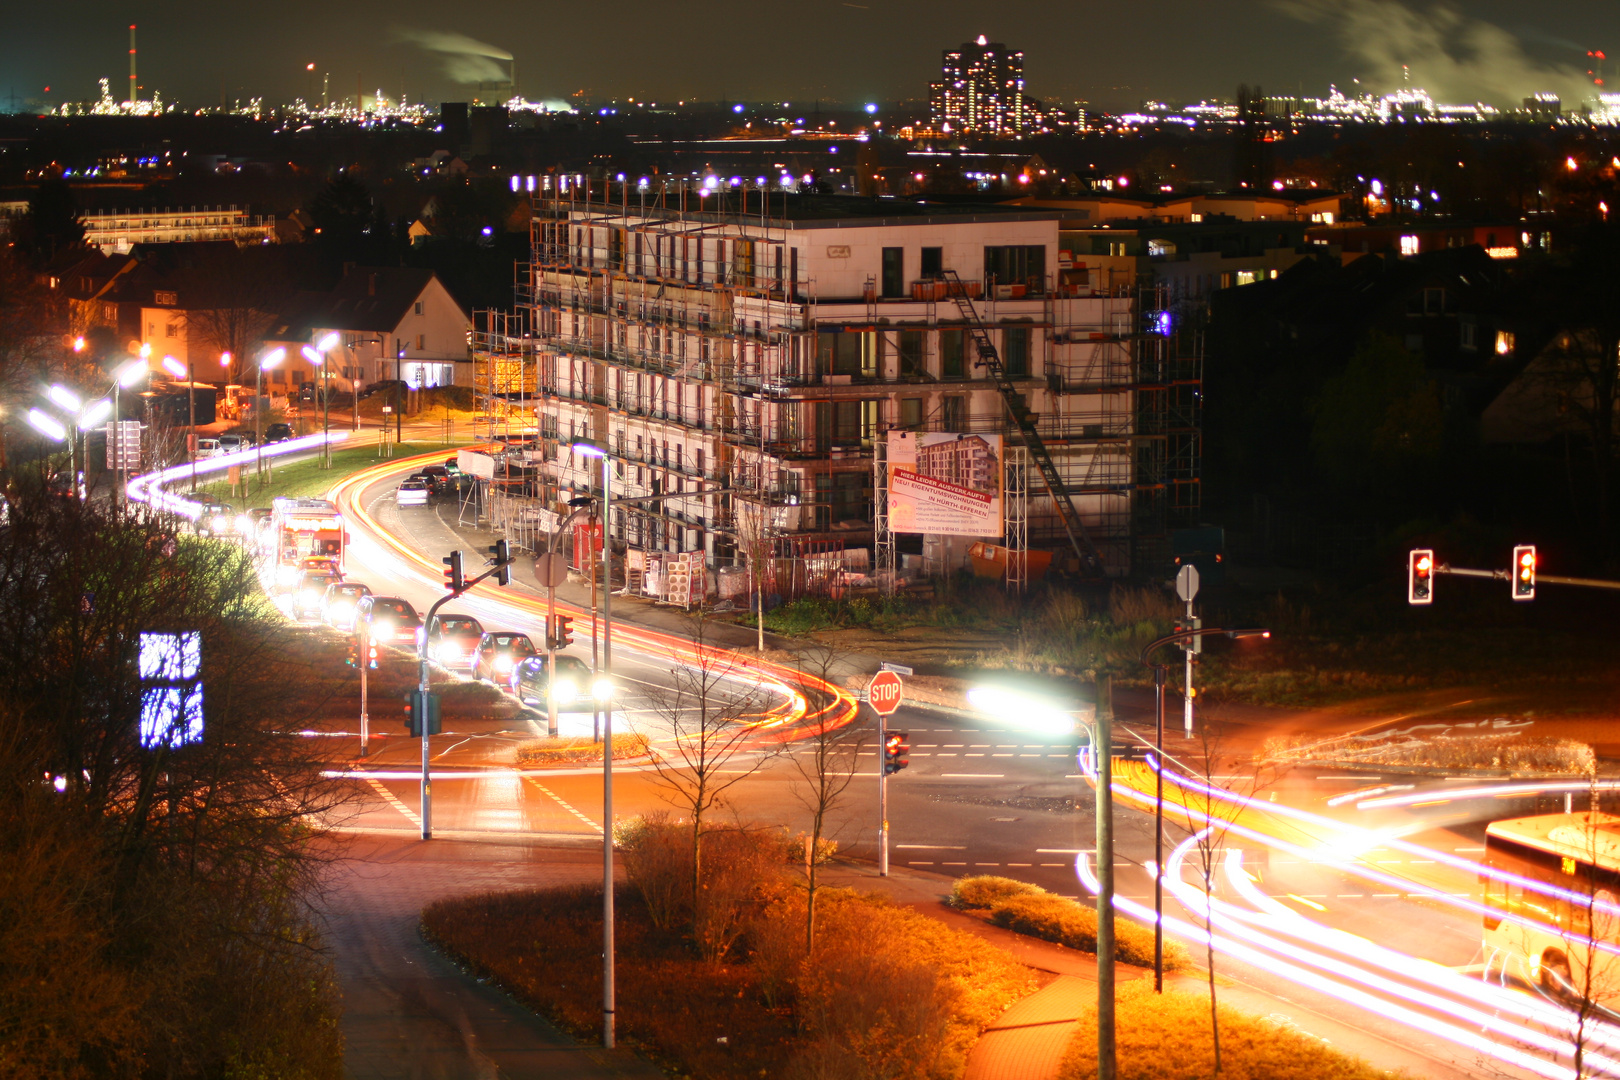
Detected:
left=1138, top=626, right=1270, bottom=994
left=111, top=358, right=147, bottom=507
left=32, top=382, right=123, bottom=500
left=304, top=331, right=340, bottom=467
left=257, top=347, right=285, bottom=483
left=544, top=495, right=599, bottom=740
left=570, top=437, right=615, bottom=1051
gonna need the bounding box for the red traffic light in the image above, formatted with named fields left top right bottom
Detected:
left=1512, top=545, right=1536, bottom=601
left=1408, top=549, right=1435, bottom=605
left=882, top=732, right=910, bottom=775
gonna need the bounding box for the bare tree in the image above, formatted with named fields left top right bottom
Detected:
left=1161, top=717, right=1274, bottom=1075
left=785, top=642, right=868, bottom=952
left=636, top=612, right=774, bottom=943
left=176, top=247, right=289, bottom=384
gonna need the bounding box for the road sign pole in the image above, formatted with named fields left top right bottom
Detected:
left=878, top=704, right=888, bottom=877
left=867, top=669, right=904, bottom=878
left=359, top=622, right=369, bottom=756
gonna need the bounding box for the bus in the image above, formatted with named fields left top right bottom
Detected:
left=268, top=497, right=347, bottom=590
left=1483, top=811, right=1620, bottom=1000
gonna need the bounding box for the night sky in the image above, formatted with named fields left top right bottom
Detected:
left=5, top=0, right=1620, bottom=113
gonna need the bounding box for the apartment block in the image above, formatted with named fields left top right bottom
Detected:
left=503, top=187, right=1200, bottom=581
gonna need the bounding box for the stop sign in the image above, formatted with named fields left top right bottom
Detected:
left=867, top=670, right=904, bottom=716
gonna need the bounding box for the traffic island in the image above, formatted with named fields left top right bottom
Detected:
left=513, top=732, right=650, bottom=765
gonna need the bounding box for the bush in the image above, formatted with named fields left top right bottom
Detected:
left=988, top=894, right=1187, bottom=970
left=1061, top=980, right=1402, bottom=1080
left=948, top=874, right=1046, bottom=910
left=424, top=882, right=1039, bottom=1080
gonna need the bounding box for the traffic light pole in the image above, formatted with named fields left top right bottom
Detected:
left=1438, top=563, right=1620, bottom=590
left=359, top=622, right=369, bottom=757
left=417, top=553, right=515, bottom=840
left=1094, top=701, right=1116, bottom=1080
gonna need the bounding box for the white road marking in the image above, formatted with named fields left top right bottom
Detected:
left=365, top=777, right=422, bottom=828
left=523, top=776, right=603, bottom=834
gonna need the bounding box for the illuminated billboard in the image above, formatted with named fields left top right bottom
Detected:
left=887, top=431, right=1004, bottom=536
left=138, top=631, right=203, bottom=749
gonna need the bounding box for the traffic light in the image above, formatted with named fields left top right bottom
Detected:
left=488, top=539, right=511, bottom=586
left=443, top=550, right=465, bottom=593
left=367, top=641, right=379, bottom=670
left=345, top=641, right=358, bottom=668
left=408, top=690, right=441, bottom=737
left=883, top=731, right=910, bottom=775
left=1174, top=616, right=1203, bottom=653
left=550, top=614, right=574, bottom=650
left=1512, top=544, right=1536, bottom=601
left=1408, top=549, right=1435, bottom=605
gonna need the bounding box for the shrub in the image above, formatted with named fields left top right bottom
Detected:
left=948, top=874, right=1046, bottom=910
left=616, top=812, right=691, bottom=931
left=1061, top=980, right=1402, bottom=1080
left=513, top=732, right=648, bottom=765
left=987, top=894, right=1187, bottom=970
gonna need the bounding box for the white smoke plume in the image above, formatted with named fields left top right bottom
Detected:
left=393, top=28, right=513, bottom=85
left=1276, top=0, right=1594, bottom=105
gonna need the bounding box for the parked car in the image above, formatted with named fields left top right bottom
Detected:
left=217, top=433, right=255, bottom=453
left=425, top=614, right=485, bottom=669
left=354, top=596, right=423, bottom=648
left=417, top=465, right=452, bottom=496
left=510, top=653, right=611, bottom=710
left=395, top=478, right=430, bottom=507
left=321, top=581, right=372, bottom=630
left=196, top=438, right=224, bottom=459
left=239, top=506, right=272, bottom=537
left=263, top=422, right=294, bottom=444
left=469, top=631, right=537, bottom=683
left=360, top=379, right=408, bottom=401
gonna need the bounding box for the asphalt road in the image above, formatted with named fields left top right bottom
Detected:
left=233, top=449, right=1593, bottom=1080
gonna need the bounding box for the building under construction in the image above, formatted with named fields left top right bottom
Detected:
left=475, top=180, right=1200, bottom=590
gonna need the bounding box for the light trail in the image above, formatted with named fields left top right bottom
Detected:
left=127, top=431, right=349, bottom=518
left=1077, top=848, right=1581, bottom=1080
left=325, top=450, right=860, bottom=744
left=1357, top=780, right=1620, bottom=811
left=1081, top=754, right=1620, bottom=1076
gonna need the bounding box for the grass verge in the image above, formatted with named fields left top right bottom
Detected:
left=513, top=732, right=649, bottom=764
left=189, top=439, right=464, bottom=506
left=1060, top=980, right=1407, bottom=1080
left=949, top=875, right=1186, bottom=969
left=422, top=883, right=1037, bottom=1080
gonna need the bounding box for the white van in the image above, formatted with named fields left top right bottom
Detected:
left=196, top=438, right=224, bottom=458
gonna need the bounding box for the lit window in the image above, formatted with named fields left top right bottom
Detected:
left=1399, top=235, right=1420, bottom=257
left=1496, top=331, right=1515, bottom=356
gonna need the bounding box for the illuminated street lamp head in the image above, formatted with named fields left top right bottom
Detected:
left=301, top=345, right=322, bottom=365
left=78, top=398, right=113, bottom=428
left=139, top=342, right=152, bottom=359
left=47, top=384, right=83, bottom=413
left=261, top=346, right=286, bottom=368
left=1224, top=627, right=1271, bottom=640
left=316, top=332, right=340, bottom=353
left=26, top=408, right=67, bottom=442
left=115, top=358, right=147, bottom=387
left=571, top=439, right=608, bottom=458
left=72, top=336, right=85, bottom=352
left=219, top=350, right=232, bottom=368
left=161, top=356, right=186, bottom=379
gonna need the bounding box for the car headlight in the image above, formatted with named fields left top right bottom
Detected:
left=236, top=515, right=251, bottom=534
left=494, top=655, right=514, bottom=673
left=552, top=678, right=578, bottom=703
left=374, top=620, right=392, bottom=637
left=299, top=589, right=317, bottom=603
left=276, top=566, right=298, bottom=585
left=593, top=679, right=614, bottom=701
left=332, top=602, right=352, bottom=618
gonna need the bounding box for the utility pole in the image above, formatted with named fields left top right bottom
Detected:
left=1094, top=677, right=1116, bottom=1080
left=359, top=621, right=370, bottom=756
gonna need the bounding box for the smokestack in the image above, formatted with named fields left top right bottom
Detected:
left=128, top=24, right=137, bottom=104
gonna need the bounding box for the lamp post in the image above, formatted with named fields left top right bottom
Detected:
left=1138, top=625, right=1271, bottom=993
left=544, top=496, right=598, bottom=739
left=570, top=438, right=614, bottom=1051
left=303, top=332, right=340, bottom=468
left=257, top=347, right=285, bottom=484
left=32, top=383, right=119, bottom=500
left=111, top=358, right=147, bottom=506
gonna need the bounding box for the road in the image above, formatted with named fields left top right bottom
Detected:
left=171, top=442, right=1618, bottom=1079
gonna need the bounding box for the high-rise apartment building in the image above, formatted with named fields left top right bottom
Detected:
left=482, top=183, right=1201, bottom=591
left=930, top=35, right=1029, bottom=136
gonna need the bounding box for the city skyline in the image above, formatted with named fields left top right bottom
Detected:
left=6, top=0, right=1620, bottom=114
